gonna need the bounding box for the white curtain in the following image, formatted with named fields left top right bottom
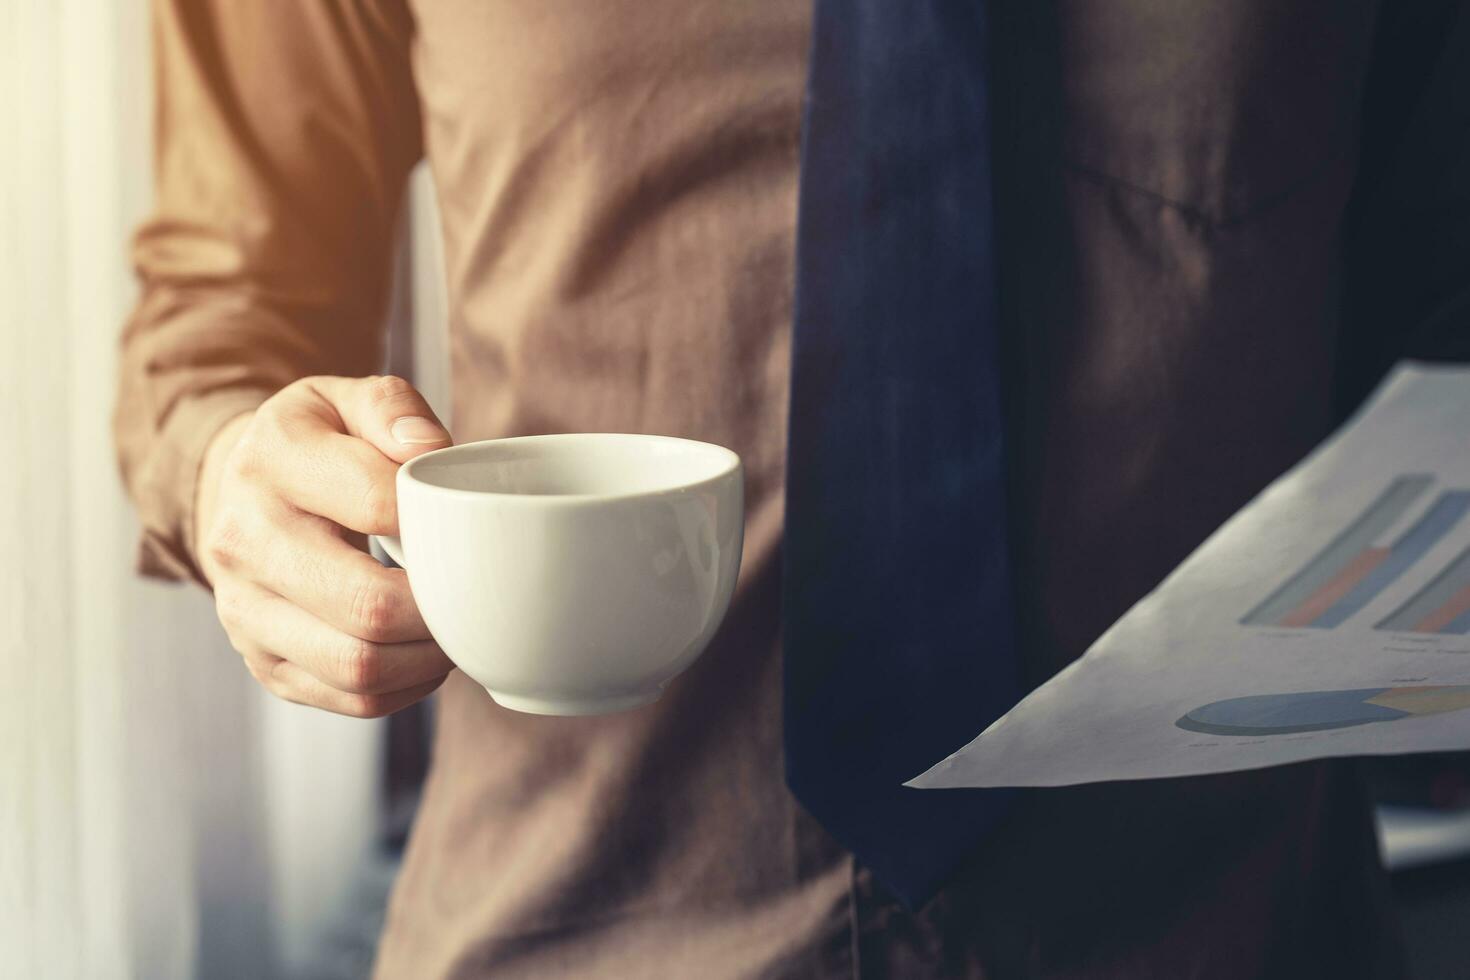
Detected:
left=1, top=3, right=393, bottom=977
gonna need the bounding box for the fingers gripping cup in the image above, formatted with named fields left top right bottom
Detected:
left=372, top=433, right=743, bottom=716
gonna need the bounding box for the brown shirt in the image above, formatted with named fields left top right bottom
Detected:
left=117, top=1, right=1410, bottom=977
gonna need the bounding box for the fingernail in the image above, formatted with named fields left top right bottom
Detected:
left=391, top=416, right=447, bottom=446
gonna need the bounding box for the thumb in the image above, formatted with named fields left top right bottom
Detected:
left=319, top=374, right=453, bottom=464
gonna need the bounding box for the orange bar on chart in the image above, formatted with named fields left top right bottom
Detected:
left=1280, top=548, right=1390, bottom=628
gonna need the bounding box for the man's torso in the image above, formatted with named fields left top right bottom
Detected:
left=375, top=2, right=1401, bottom=976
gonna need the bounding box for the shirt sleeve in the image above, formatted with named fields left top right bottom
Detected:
left=114, top=0, right=422, bottom=585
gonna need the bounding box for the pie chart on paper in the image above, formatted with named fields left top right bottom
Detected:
left=1176, top=685, right=1470, bottom=737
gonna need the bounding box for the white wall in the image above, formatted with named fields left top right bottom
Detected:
left=0, top=3, right=387, bottom=977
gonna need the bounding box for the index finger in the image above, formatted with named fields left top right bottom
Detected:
left=250, top=394, right=404, bottom=536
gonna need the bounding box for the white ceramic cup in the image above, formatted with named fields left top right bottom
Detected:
left=371, top=433, right=744, bottom=716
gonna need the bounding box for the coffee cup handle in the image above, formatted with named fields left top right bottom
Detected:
left=370, top=534, right=407, bottom=569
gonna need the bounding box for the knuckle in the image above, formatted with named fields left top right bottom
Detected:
left=213, top=586, right=248, bottom=630
left=254, top=389, right=291, bottom=424
left=244, top=659, right=268, bottom=686
left=359, top=479, right=396, bottom=532
left=229, top=442, right=260, bottom=481
left=349, top=576, right=399, bottom=642
left=259, top=380, right=322, bottom=433
left=364, top=374, right=415, bottom=407
left=280, top=376, right=321, bottom=401
left=339, top=636, right=383, bottom=694
left=250, top=402, right=290, bottom=444
left=344, top=692, right=390, bottom=719
left=231, top=421, right=276, bottom=481
left=240, top=651, right=275, bottom=688
left=205, top=515, right=248, bottom=570
left=264, top=658, right=295, bottom=698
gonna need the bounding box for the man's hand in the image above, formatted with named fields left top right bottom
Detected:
left=196, top=375, right=456, bottom=718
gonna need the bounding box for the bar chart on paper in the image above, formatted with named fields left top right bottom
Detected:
left=1241, top=475, right=1470, bottom=632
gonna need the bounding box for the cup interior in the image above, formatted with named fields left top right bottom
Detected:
left=404, top=433, right=739, bottom=498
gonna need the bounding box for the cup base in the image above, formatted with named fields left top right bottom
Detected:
left=487, top=687, right=663, bottom=717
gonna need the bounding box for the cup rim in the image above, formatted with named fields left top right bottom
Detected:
left=399, top=432, right=742, bottom=505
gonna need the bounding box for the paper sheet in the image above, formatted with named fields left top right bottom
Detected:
left=910, top=362, right=1470, bottom=789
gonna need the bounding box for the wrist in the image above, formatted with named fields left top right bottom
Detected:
left=192, top=411, right=254, bottom=584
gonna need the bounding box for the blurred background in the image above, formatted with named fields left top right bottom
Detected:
left=2, top=3, right=448, bottom=977
left=3, top=3, right=1470, bottom=979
